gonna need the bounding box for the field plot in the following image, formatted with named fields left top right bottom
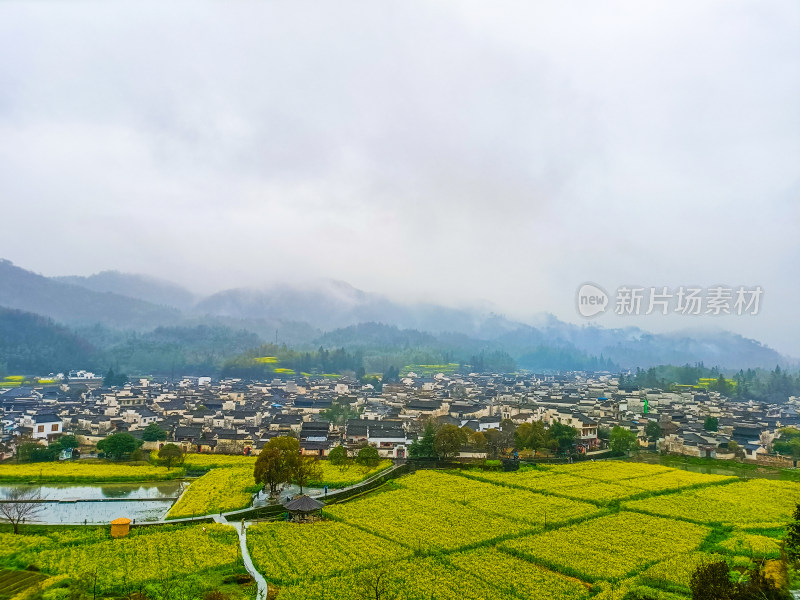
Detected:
left=0, top=569, right=48, bottom=599
left=614, top=469, right=736, bottom=493
left=276, top=556, right=509, bottom=600
left=552, top=481, right=642, bottom=503
left=182, top=454, right=257, bottom=469
left=0, top=533, right=54, bottom=560
left=447, top=547, right=592, bottom=600
left=550, top=461, right=674, bottom=481
left=591, top=578, right=688, bottom=600
left=458, top=467, right=587, bottom=492
left=624, top=479, right=800, bottom=527
left=462, top=466, right=726, bottom=505
left=167, top=467, right=256, bottom=518
left=328, top=487, right=531, bottom=551
left=500, top=512, right=710, bottom=581
left=0, top=524, right=239, bottom=593
left=0, top=462, right=181, bottom=482
left=247, top=520, right=410, bottom=584
left=719, top=532, right=782, bottom=558
left=308, top=459, right=393, bottom=488
left=637, top=552, right=724, bottom=591
left=401, top=470, right=602, bottom=525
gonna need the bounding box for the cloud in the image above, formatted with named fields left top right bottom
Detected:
left=0, top=0, right=798, bottom=354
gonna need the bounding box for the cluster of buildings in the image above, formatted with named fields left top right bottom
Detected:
left=1, top=371, right=798, bottom=463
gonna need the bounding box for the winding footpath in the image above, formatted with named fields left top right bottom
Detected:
left=219, top=516, right=268, bottom=600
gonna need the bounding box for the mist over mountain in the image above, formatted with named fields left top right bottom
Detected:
left=0, top=259, right=791, bottom=373
left=193, top=280, right=511, bottom=336
left=55, top=271, right=197, bottom=310
left=0, top=260, right=180, bottom=329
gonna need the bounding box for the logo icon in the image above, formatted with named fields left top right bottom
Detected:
left=577, top=283, right=608, bottom=317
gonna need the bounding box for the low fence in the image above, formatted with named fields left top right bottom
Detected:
left=404, top=450, right=616, bottom=472
left=131, top=515, right=216, bottom=528
left=226, top=463, right=410, bottom=522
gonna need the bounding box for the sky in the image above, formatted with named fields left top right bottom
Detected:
left=1, top=1, right=799, bottom=355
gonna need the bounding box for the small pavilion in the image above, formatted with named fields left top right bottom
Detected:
left=283, top=495, right=324, bottom=522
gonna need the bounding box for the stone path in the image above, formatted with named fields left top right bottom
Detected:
left=224, top=517, right=268, bottom=600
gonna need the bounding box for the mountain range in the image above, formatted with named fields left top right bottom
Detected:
left=0, top=258, right=789, bottom=375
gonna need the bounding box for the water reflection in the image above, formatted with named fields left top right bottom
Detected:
left=0, top=481, right=187, bottom=524
left=99, top=485, right=134, bottom=499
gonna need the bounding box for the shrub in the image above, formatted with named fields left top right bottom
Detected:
left=689, top=561, right=737, bottom=600
left=356, top=446, right=380, bottom=468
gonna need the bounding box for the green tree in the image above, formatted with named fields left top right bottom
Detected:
left=610, top=426, right=639, bottom=455
left=689, top=561, right=737, bottom=600
left=320, top=397, right=361, bottom=425
left=103, top=368, right=128, bottom=388
left=515, top=422, right=533, bottom=449
left=773, top=427, right=800, bottom=465
left=787, top=503, right=800, bottom=562
left=737, top=565, right=791, bottom=600
left=468, top=430, right=487, bottom=452
left=40, top=434, right=81, bottom=460
left=704, top=416, right=719, bottom=432
left=57, top=434, right=79, bottom=450
left=66, top=384, right=88, bottom=402
left=381, top=366, right=400, bottom=383
left=327, top=445, right=351, bottom=473
left=356, top=446, right=380, bottom=468
left=293, top=456, right=323, bottom=494
left=254, top=436, right=300, bottom=496
left=727, top=440, right=745, bottom=460
left=142, top=423, right=168, bottom=442
left=499, top=419, right=517, bottom=451
left=483, top=428, right=503, bottom=459
left=515, top=421, right=549, bottom=453
left=96, top=433, right=141, bottom=461
left=17, top=442, right=57, bottom=462
left=408, top=421, right=436, bottom=459
left=433, top=424, right=467, bottom=460
left=645, top=421, right=661, bottom=443
left=549, top=423, right=578, bottom=454
left=157, top=443, right=184, bottom=470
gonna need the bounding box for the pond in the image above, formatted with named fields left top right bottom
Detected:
left=0, top=481, right=188, bottom=524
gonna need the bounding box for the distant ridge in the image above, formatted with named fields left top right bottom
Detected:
left=0, top=259, right=790, bottom=371
left=55, top=271, right=196, bottom=310
left=0, top=259, right=180, bottom=329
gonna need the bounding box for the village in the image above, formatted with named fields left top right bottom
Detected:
left=1, top=369, right=798, bottom=465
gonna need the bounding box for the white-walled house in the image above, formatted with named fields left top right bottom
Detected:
left=24, top=414, right=63, bottom=441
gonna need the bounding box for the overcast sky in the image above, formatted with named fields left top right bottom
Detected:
left=1, top=1, right=798, bottom=355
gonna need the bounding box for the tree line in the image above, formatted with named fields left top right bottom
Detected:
left=621, top=363, right=800, bottom=404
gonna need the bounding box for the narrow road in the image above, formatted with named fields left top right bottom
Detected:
left=222, top=516, right=268, bottom=600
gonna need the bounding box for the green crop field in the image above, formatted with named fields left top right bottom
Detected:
left=2, top=461, right=798, bottom=599
left=0, top=569, right=49, bottom=600
left=0, top=524, right=254, bottom=599
left=250, top=463, right=799, bottom=599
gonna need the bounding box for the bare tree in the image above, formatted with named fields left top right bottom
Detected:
left=0, top=487, right=44, bottom=534
left=357, top=569, right=395, bottom=600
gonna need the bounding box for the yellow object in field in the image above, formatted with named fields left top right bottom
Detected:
left=110, top=517, right=131, bottom=538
